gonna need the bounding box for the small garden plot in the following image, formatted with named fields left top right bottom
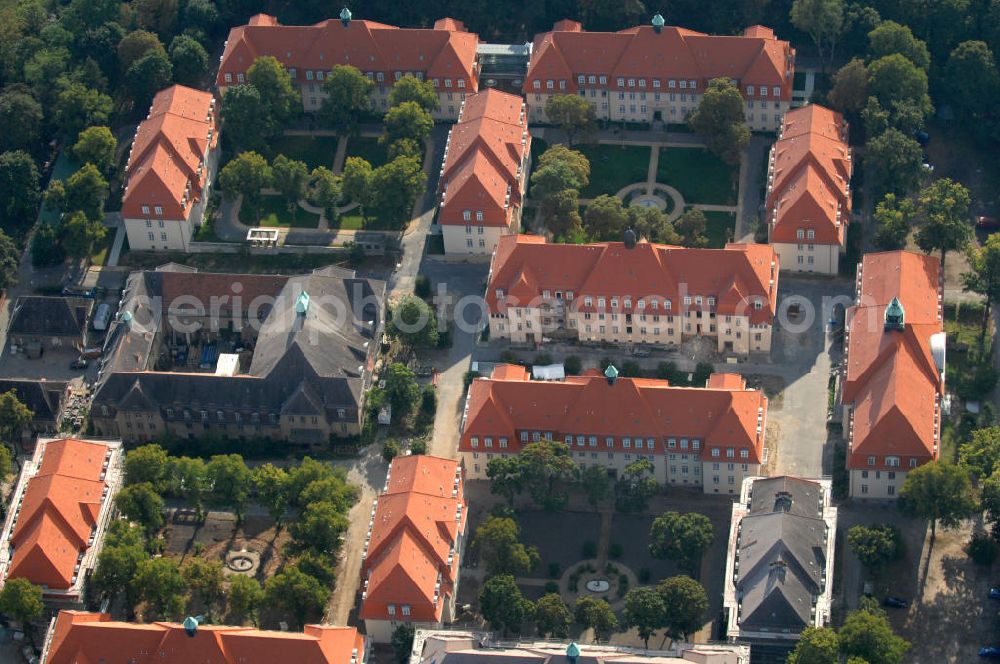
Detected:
left=239, top=195, right=321, bottom=228
left=657, top=147, right=738, bottom=205
left=269, top=135, right=340, bottom=170
left=576, top=144, right=651, bottom=199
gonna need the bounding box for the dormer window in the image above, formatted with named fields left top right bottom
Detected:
left=495, top=289, right=505, bottom=300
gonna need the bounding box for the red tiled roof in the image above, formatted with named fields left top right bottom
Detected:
left=767, top=105, right=851, bottom=245
left=843, top=251, right=943, bottom=470
left=525, top=22, right=794, bottom=99
left=217, top=14, right=479, bottom=91
left=46, top=611, right=366, bottom=664
left=360, top=455, right=465, bottom=623
left=122, top=85, right=217, bottom=222
left=487, top=235, right=779, bottom=324
left=438, top=90, right=529, bottom=228
left=462, top=368, right=767, bottom=463
left=7, top=439, right=111, bottom=590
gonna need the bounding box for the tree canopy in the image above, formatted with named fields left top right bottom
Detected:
left=657, top=575, right=708, bottom=641
left=473, top=515, right=540, bottom=576
left=898, top=460, right=977, bottom=538
left=479, top=574, right=534, bottom=635
left=545, top=94, right=597, bottom=145
left=649, top=511, right=714, bottom=575
left=321, top=65, right=373, bottom=136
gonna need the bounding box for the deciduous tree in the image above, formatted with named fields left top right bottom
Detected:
left=867, top=21, right=931, bottom=70
left=226, top=574, right=263, bottom=624
left=574, top=596, right=618, bottom=639
left=0, top=150, right=41, bottom=231
left=182, top=558, right=224, bottom=607
left=583, top=194, right=627, bottom=241
left=117, top=29, right=164, bottom=73
left=309, top=167, right=342, bottom=219
left=963, top=236, right=1000, bottom=341
left=252, top=463, right=290, bottom=526
left=206, top=454, right=252, bottom=523
left=873, top=193, right=915, bottom=250
left=867, top=54, right=932, bottom=118
left=271, top=155, right=309, bottom=222
left=838, top=608, right=910, bottom=664
left=847, top=524, right=903, bottom=572
left=166, top=456, right=207, bottom=519
left=388, top=74, right=439, bottom=112
left=93, top=539, right=147, bottom=601
left=898, top=460, right=977, bottom=539
left=0, top=231, right=17, bottom=292
left=473, top=516, right=540, bottom=576
left=247, top=56, right=300, bottom=134
left=0, top=90, right=43, bottom=153
left=541, top=188, right=583, bottom=239
left=863, top=128, right=922, bottom=197
left=391, top=624, right=416, bottom=663
left=791, top=0, right=844, bottom=60
left=579, top=464, right=612, bottom=506
left=520, top=441, right=578, bottom=510
left=290, top=500, right=350, bottom=556
left=0, top=578, right=43, bottom=630
left=220, top=85, right=269, bottom=153
left=627, top=205, right=680, bottom=244
left=545, top=94, right=597, bottom=145
left=387, top=295, right=438, bottom=348
left=674, top=209, right=709, bottom=247
left=536, top=145, right=590, bottom=189
left=479, top=574, right=534, bottom=635
left=623, top=586, right=664, bottom=648
left=787, top=626, right=840, bottom=664
left=534, top=593, right=572, bottom=637
left=649, top=511, right=714, bottom=575
left=369, top=155, right=426, bottom=227
left=53, top=83, right=113, bottom=144
left=64, top=162, right=107, bottom=222
left=115, top=481, right=164, bottom=537
left=688, top=78, right=750, bottom=165
left=915, top=177, right=972, bottom=272
left=383, top=101, right=433, bottom=147
left=131, top=556, right=185, bottom=618
left=945, top=41, right=1000, bottom=124
left=72, top=126, right=117, bottom=175
left=219, top=151, right=272, bottom=221
left=615, top=458, right=658, bottom=512
left=264, top=566, right=328, bottom=629
left=486, top=455, right=524, bottom=506
left=125, top=49, right=173, bottom=109
left=827, top=58, right=870, bottom=114
left=0, top=390, right=32, bottom=450
left=169, top=35, right=208, bottom=86
left=657, top=575, right=708, bottom=642
left=321, top=65, right=373, bottom=136
left=60, top=210, right=107, bottom=259
left=124, top=443, right=168, bottom=487
left=341, top=157, right=374, bottom=220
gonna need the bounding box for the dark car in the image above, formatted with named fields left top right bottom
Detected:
left=980, top=647, right=1000, bottom=659
left=883, top=596, right=909, bottom=608
left=70, top=359, right=88, bottom=370
left=989, top=588, right=1000, bottom=600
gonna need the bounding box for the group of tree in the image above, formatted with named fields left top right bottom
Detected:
left=477, top=574, right=621, bottom=640
left=787, top=601, right=910, bottom=664
left=847, top=523, right=904, bottom=575
left=544, top=94, right=597, bottom=146
left=688, top=78, right=750, bottom=165
left=582, top=195, right=706, bottom=246
left=0, top=0, right=228, bottom=276
left=102, top=446, right=356, bottom=627
left=873, top=177, right=972, bottom=268
left=622, top=576, right=710, bottom=648
left=472, top=515, right=540, bottom=576
left=486, top=440, right=579, bottom=510
left=956, top=427, right=1000, bottom=540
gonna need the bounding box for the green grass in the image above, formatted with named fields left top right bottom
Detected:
left=943, top=301, right=995, bottom=404
left=239, top=195, right=321, bottom=228
left=700, top=210, right=736, bottom=248
left=344, top=137, right=388, bottom=168
left=576, top=144, right=651, bottom=198
left=38, top=153, right=82, bottom=226
left=656, top=147, right=738, bottom=205
left=330, top=213, right=364, bottom=230
left=269, top=135, right=340, bottom=170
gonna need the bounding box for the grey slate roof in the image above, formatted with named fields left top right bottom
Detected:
left=8, top=296, right=90, bottom=338
left=0, top=379, right=66, bottom=424
left=736, top=476, right=828, bottom=632
left=92, top=266, right=384, bottom=423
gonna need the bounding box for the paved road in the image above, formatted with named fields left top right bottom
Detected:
left=766, top=276, right=853, bottom=478
left=735, top=135, right=771, bottom=243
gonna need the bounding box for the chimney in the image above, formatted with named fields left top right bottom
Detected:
left=652, top=13, right=665, bottom=33
left=604, top=364, right=619, bottom=386
left=340, top=6, right=352, bottom=27
left=623, top=228, right=637, bottom=249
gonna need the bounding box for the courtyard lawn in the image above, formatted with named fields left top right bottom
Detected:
left=330, top=212, right=364, bottom=230
left=700, top=210, right=736, bottom=248
left=656, top=147, right=738, bottom=205
left=344, top=136, right=388, bottom=167
left=239, top=195, right=321, bottom=228
left=576, top=144, right=651, bottom=199
left=269, top=135, right=340, bottom=170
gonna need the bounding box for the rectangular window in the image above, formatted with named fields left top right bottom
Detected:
left=470, top=437, right=478, bottom=448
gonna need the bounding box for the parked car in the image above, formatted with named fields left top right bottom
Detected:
left=988, top=588, right=1000, bottom=600
left=980, top=647, right=1000, bottom=659
left=883, top=596, right=909, bottom=608
left=976, top=216, right=1000, bottom=231
left=70, top=358, right=88, bottom=370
